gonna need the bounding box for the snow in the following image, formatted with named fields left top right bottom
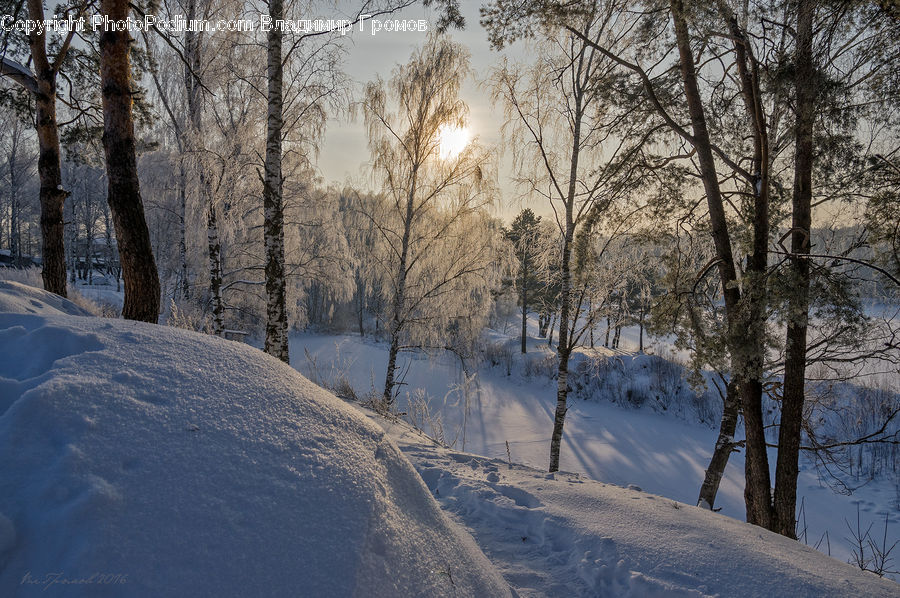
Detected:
left=292, top=330, right=900, bottom=585
left=0, top=281, right=93, bottom=317
left=376, top=416, right=900, bottom=597
left=2, top=279, right=897, bottom=597
left=0, top=284, right=511, bottom=597
left=72, top=278, right=124, bottom=312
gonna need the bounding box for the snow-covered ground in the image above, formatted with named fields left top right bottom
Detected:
left=71, top=277, right=124, bottom=313
left=291, top=325, right=900, bottom=584
left=0, top=282, right=509, bottom=597
left=1, top=280, right=898, bottom=597
left=376, top=415, right=900, bottom=597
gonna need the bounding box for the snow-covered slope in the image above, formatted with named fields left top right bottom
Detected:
left=0, top=281, right=93, bottom=317
left=376, top=416, right=900, bottom=598
left=0, top=285, right=512, bottom=597
left=293, top=332, right=900, bottom=579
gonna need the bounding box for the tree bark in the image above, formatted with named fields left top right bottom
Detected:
left=99, top=0, right=160, bottom=322
left=178, top=165, right=189, bottom=299
left=698, top=381, right=739, bottom=509
left=382, top=170, right=417, bottom=405
left=549, top=82, right=582, bottom=472
left=263, top=0, right=289, bottom=361
left=726, top=3, right=775, bottom=532
left=69, top=196, right=77, bottom=284
left=521, top=258, right=528, bottom=354
left=26, top=0, right=67, bottom=296
left=774, top=0, right=815, bottom=539
left=184, top=0, right=224, bottom=335
left=670, top=0, right=773, bottom=529
left=548, top=230, right=572, bottom=472
left=8, top=138, right=20, bottom=261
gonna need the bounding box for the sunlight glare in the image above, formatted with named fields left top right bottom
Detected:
left=437, top=124, right=470, bottom=159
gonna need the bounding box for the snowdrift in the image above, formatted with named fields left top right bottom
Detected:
left=0, top=282, right=511, bottom=597
left=388, top=425, right=900, bottom=598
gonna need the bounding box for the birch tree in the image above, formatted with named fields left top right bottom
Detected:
left=491, top=4, right=645, bottom=472
left=361, top=34, right=498, bottom=407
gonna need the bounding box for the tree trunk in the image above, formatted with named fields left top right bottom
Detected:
left=184, top=0, right=223, bottom=335
left=24, top=0, right=68, bottom=296
left=178, top=166, right=189, bottom=299
left=670, top=0, right=773, bottom=529
left=382, top=172, right=417, bottom=405
left=549, top=87, right=583, bottom=472
left=698, top=381, right=740, bottom=509
left=8, top=144, right=19, bottom=261
left=774, top=0, right=815, bottom=539
left=263, top=0, right=289, bottom=361
left=99, top=0, right=160, bottom=322
left=726, top=4, right=775, bottom=532
left=638, top=301, right=645, bottom=352
left=605, top=314, right=611, bottom=347
left=383, top=332, right=401, bottom=407
left=521, top=259, right=528, bottom=354
left=589, top=297, right=595, bottom=349
left=207, top=203, right=224, bottom=335
left=68, top=197, right=76, bottom=284
left=547, top=311, right=555, bottom=347
left=549, top=232, right=572, bottom=472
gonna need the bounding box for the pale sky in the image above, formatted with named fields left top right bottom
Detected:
left=316, top=2, right=529, bottom=218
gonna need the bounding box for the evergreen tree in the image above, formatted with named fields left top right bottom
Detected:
left=504, top=208, right=543, bottom=353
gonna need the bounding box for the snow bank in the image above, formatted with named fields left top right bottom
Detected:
left=0, top=281, right=92, bottom=317
left=380, top=419, right=900, bottom=598
left=0, top=284, right=511, bottom=597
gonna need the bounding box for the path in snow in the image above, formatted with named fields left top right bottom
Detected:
left=371, top=414, right=900, bottom=598
left=291, top=331, right=900, bottom=577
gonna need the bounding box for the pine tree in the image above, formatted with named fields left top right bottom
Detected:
left=504, top=209, right=542, bottom=353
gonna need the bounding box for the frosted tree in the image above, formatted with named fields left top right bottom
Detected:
left=491, top=5, right=645, bottom=472
left=361, top=34, right=500, bottom=407
left=257, top=0, right=416, bottom=361
left=0, top=110, right=35, bottom=262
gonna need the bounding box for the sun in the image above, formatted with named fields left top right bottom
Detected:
left=437, top=124, right=470, bottom=159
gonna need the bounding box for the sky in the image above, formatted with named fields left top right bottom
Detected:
left=316, top=2, right=528, bottom=218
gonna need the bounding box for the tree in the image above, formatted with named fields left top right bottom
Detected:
left=485, top=0, right=900, bottom=531
left=257, top=0, right=424, bottom=362
left=773, top=0, right=900, bottom=537
left=774, top=0, right=815, bottom=538
left=491, top=3, right=645, bottom=472
left=0, top=0, right=89, bottom=295
left=261, top=0, right=290, bottom=360
left=0, top=108, right=34, bottom=262
left=866, top=155, right=900, bottom=276
left=504, top=208, right=542, bottom=353
left=97, top=0, right=161, bottom=322
left=362, top=34, right=498, bottom=407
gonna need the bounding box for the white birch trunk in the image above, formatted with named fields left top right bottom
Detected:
left=263, top=0, right=289, bottom=362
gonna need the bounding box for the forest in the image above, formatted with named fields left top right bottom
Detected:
left=1, top=0, right=899, bottom=592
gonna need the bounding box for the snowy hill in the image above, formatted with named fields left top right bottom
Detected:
left=1, top=281, right=898, bottom=597
left=0, top=282, right=510, bottom=597
left=292, top=331, right=900, bottom=582
left=377, top=417, right=900, bottom=597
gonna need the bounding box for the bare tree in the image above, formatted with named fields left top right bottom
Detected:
left=491, top=4, right=644, bottom=472
left=0, top=0, right=90, bottom=295
left=361, top=34, right=498, bottom=407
